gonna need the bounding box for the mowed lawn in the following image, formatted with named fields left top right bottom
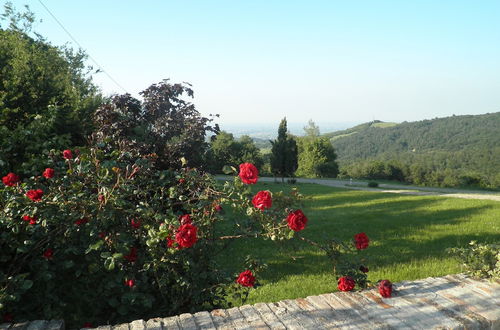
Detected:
left=216, top=182, right=500, bottom=306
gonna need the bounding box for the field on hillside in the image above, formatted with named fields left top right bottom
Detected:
left=216, top=182, right=500, bottom=305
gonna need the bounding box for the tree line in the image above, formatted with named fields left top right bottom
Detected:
left=0, top=3, right=338, bottom=183
left=205, top=119, right=339, bottom=180
left=329, top=114, right=500, bottom=189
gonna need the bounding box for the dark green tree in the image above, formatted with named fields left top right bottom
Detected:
left=206, top=131, right=263, bottom=173
left=0, top=3, right=102, bottom=175
left=270, top=118, right=298, bottom=181
left=92, top=80, right=219, bottom=170
left=238, top=135, right=263, bottom=169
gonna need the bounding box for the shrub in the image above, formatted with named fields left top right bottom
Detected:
left=447, top=241, right=499, bottom=279
left=1, top=149, right=373, bottom=327
left=91, top=81, right=218, bottom=171
left=0, top=5, right=102, bottom=177
left=367, top=181, right=379, bottom=188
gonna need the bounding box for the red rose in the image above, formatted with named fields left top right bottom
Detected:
left=43, top=248, right=53, bottom=260
left=239, top=163, right=258, bottom=184
left=175, top=223, right=198, bottom=248
left=252, top=190, right=272, bottom=210
left=42, top=168, right=54, bottom=179
left=337, top=276, right=355, bottom=292
left=379, top=280, right=393, bottom=298
left=124, top=247, right=138, bottom=262
left=83, top=323, right=93, bottom=328
left=179, top=214, right=192, bottom=225
left=359, top=265, right=369, bottom=273
left=22, top=215, right=37, bottom=225
left=236, top=270, right=256, bottom=287
left=130, top=219, right=141, bottom=229
left=214, top=204, right=222, bottom=212
left=125, top=279, right=135, bottom=288
left=286, top=209, right=308, bottom=232
left=166, top=235, right=175, bottom=248
left=62, top=149, right=73, bottom=159
left=354, top=232, right=369, bottom=250
left=2, top=172, right=20, bottom=187
left=178, top=178, right=186, bottom=184
left=98, top=232, right=106, bottom=239
left=26, top=189, right=43, bottom=202
left=75, top=218, right=89, bottom=226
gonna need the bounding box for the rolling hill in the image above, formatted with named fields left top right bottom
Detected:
left=324, top=112, right=500, bottom=187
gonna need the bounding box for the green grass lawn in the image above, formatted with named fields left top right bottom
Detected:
left=216, top=182, right=500, bottom=306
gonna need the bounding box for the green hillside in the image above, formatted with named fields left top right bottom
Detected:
left=325, top=113, right=500, bottom=188
left=323, top=120, right=398, bottom=142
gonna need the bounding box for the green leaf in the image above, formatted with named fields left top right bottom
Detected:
left=100, top=252, right=112, bottom=258
left=21, top=280, right=33, bottom=290
left=222, top=165, right=235, bottom=175
left=104, top=257, right=115, bottom=271
left=86, top=240, right=104, bottom=254
left=63, top=260, right=74, bottom=269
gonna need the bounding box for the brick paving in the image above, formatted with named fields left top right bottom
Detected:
left=1, top=274, right=498, bottom=329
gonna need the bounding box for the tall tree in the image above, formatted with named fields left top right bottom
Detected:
left=270, top=118, right=298, bottom=182
left=0, top=3, right=102, bottom=175
left=303, top=119, right=320, bottom=137
left=297, top=120, right=339, bottom=178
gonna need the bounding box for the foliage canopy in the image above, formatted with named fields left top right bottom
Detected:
left=270, top=118, right=298, bottom=180
left=0, top=3, right=102, bottom=176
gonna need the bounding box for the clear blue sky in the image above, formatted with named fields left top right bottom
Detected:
left=7, top=0, right=500, bottom=127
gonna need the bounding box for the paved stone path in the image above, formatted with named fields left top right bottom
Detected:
left=2, top=274, right=498, bottom=329
left=216, top=176, right=500, bottom=202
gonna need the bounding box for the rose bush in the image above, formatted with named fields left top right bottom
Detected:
left=0, top=148, right=304, bottom=327
left=2, top=173, right=20, bottom=187
left=1, top=147, right=376, bottom=327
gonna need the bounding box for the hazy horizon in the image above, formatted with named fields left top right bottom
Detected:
left=216, top=110, right=500, bottom=139
left=10, top=1, right=500, bottom=126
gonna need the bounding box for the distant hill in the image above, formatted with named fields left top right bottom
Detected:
left=322, top=113, right=500, bottom=187
left=323, top=120, right=398, bottom=142
left=327, top=113, right=500, bottom=164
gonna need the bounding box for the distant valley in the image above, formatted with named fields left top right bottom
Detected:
left=223, top=112, right=500, bottom=188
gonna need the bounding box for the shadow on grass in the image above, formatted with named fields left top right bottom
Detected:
left=216, top=184, right=499, bottom=283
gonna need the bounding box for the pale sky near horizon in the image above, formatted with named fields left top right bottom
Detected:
left=6, top=0, right=500, bottom=127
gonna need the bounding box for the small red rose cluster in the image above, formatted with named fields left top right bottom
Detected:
left=235, top=163, right=313, bottom=286
left=335, top=233, right=392, bottom=297
left=22, top=215, right=37, bottom=225
left=2, top=150, right=67, bottom=203
left=165, top=214, right=198, bottom=249
left=337, top=276, right=393, bottom=298
left=241, top=163, right=309, bottom=233
left=2, top=172, right=19, bottom=187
